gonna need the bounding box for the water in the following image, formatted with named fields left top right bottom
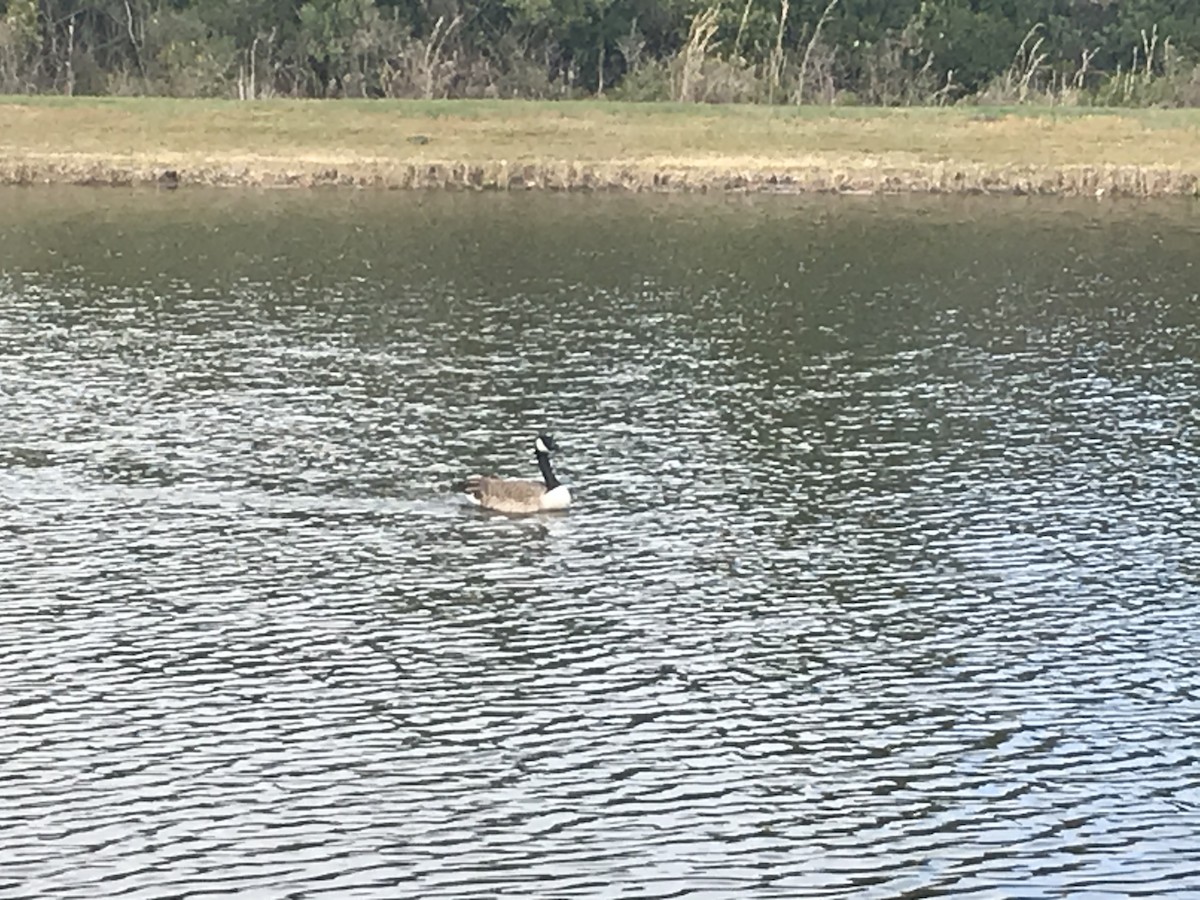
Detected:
left=1, top=189, right=1198, bottom=897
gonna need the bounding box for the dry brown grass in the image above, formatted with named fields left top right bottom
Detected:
left=1, top=97, right=1198, bottom=196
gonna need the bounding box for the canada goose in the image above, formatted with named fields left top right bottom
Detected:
left=456, top=432, right=572, bottom=514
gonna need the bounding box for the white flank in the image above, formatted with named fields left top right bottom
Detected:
left=539, top=485, right=572, bottom=510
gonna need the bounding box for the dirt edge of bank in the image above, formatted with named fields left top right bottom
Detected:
left=3, top=156, right=1199, bottom=197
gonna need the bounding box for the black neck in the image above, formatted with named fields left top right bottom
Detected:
left=536, top=451, right=560, bottom=490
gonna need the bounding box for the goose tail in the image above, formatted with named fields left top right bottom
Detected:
left=455, top=475, right=486, bottom=504
left=455, top=475, right=482, bottom=492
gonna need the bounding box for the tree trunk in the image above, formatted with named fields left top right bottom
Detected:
left=597, top=40, right=604, bottom=96
left=65, top=15, right=75, bottom=97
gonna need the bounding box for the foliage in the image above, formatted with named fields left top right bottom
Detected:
left=1, top=0, right=1198, bottom=105
left=0, top=0, right=39, bottom=91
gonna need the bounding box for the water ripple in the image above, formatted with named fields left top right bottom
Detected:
left=2, top=192, right=1199, bottom=898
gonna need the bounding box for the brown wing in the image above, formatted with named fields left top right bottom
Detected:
left=461, top=476, right=547, bottom=514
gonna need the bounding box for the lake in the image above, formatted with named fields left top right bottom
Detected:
left=1, top=188, right=1198, bottom=898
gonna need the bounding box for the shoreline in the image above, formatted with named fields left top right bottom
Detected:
left=2, top=98, right=1199, bottom=198
left=4, top=156, right=1200, bottom=198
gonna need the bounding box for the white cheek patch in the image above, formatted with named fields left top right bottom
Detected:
left=535, top=437, right=549, bottom=453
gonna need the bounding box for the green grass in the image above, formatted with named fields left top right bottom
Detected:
left=2, top=96, right=1199, bottom=193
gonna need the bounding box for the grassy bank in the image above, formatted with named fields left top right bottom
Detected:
left=2, top=97, right=1199, bottom=196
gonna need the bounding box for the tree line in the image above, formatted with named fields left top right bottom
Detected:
left=2, top=0, right=1198, bottom=105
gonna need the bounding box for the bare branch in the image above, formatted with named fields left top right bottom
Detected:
left=797, top=0, right=839, bottom=105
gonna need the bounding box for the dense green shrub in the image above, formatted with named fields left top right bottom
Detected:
left=0, top=0, right=1197, bottom=105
